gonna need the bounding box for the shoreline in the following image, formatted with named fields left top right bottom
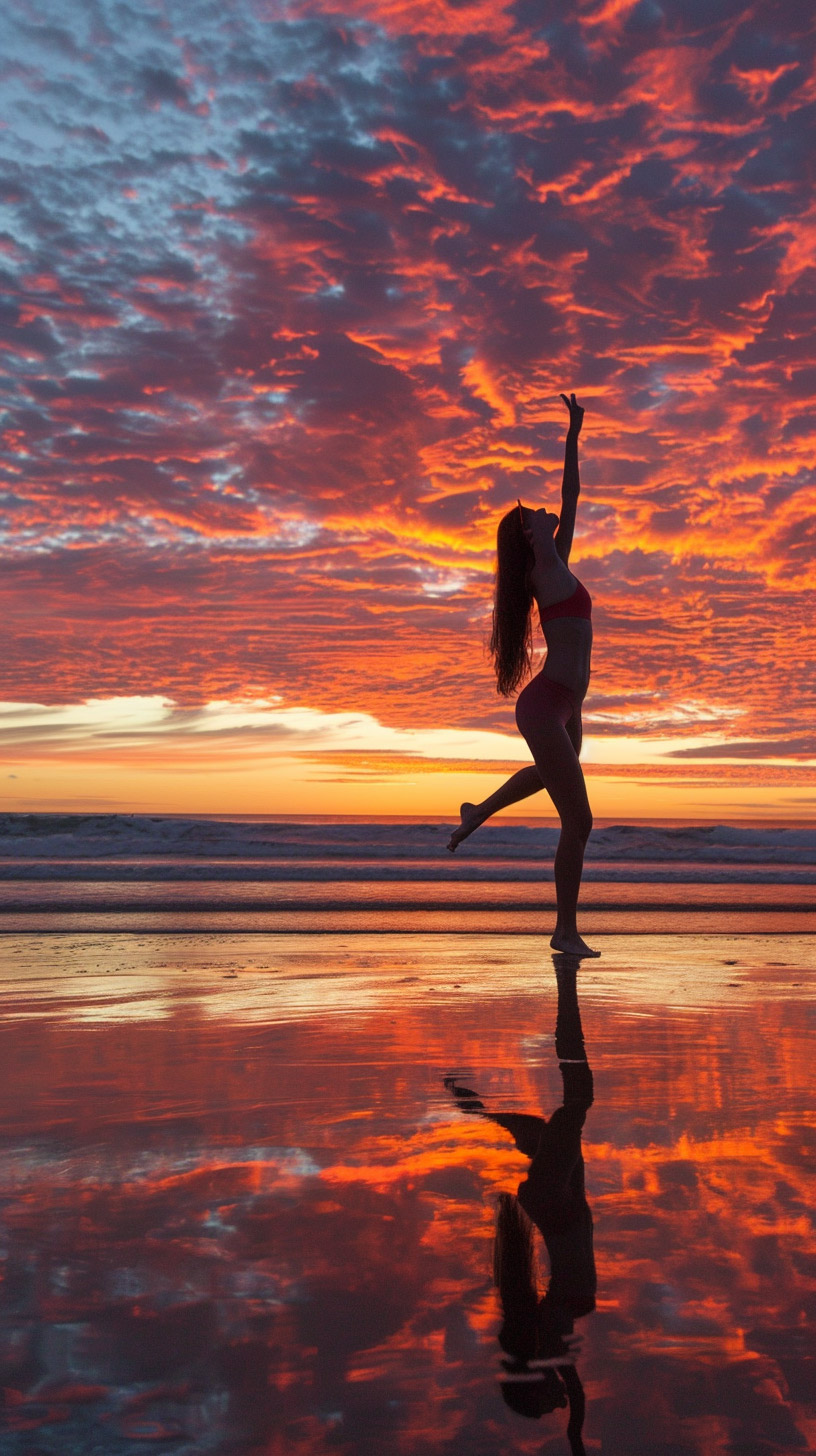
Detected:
left=1, top=930, right=813, bottom=1022
left=2, top=914, right=816, bottom=934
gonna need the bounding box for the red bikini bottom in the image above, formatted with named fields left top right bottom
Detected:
left=515, top=673, right=578, bottom=739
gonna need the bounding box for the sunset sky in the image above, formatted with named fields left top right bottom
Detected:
left=1, top=0, right=815, bottom=818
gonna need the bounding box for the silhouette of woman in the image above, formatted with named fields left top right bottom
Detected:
left=445, top=959, right=595, bottom=1455
left=448, top=393, right=598, bottom=957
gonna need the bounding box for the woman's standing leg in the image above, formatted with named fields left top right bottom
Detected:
left=521, top=718, right=597, bottom=957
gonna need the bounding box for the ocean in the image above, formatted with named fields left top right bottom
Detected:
left=1, top=812, right=814, bottom=933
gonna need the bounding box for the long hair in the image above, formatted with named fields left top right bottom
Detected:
left=493, top=1192, right=539, bottom=1362
left=493, top=1193, right=569, bottom=1419
left=490, top=507, right=534, bottom=696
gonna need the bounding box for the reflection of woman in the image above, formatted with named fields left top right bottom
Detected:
left=449, top=394, right=598, bottom=958
left=445, top=961, right=595, bottom=1454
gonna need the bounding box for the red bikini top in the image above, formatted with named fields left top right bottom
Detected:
left=538, top=577, right=592, bottom=625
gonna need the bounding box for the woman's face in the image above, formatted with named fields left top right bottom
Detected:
left=520, top=505, right=559, bottom=549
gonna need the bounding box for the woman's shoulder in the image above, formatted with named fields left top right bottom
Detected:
left=532, top=566, right=578, bottom=612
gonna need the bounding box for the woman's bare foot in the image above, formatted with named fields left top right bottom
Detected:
left=447, top=802, right=484, bottom=852
left=550, top=929, right=601, bottom=957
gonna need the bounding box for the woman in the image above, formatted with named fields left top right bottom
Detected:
left=448, top=392, right=598, bottom=957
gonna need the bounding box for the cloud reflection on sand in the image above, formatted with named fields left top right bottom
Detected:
left=0, top=935, right=814, bottom=1451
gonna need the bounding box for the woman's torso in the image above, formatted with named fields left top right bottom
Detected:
left=530, top=559, right=592, bottom=701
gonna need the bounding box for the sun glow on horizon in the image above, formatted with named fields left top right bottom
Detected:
left=2, top=695, right=814, bottom=821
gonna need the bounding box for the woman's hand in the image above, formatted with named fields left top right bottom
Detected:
left=560, top=392, right=584, bottom=437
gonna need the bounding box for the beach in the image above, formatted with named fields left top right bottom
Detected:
left=0, top=817, right=814, bottom=1453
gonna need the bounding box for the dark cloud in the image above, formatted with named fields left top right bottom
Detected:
left=670, top=738, right=816, bottom=759
left=139, top=65, right=190, bottom=107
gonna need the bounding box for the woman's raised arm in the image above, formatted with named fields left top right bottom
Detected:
left=554, top=392, right=584, bottom=566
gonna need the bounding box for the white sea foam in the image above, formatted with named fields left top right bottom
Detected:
left=1, top=814, right=815, bottom=881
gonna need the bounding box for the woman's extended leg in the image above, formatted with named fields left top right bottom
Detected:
left=448, top=707, right=584, bottom=854
left=447, top=764, right=543, bottom=852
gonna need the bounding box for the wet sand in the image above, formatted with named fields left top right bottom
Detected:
left=1, top=932, right=814, bottom=1454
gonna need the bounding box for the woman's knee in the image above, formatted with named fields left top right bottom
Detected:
left=565, top=806, right=592, bottom=844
